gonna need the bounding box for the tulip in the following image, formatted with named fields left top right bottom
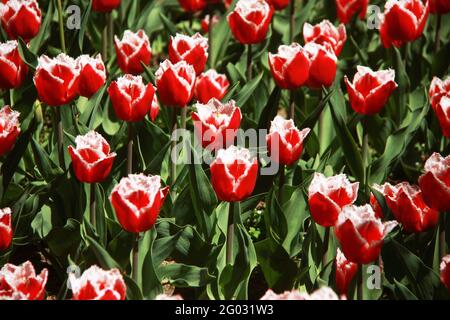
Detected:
left=0, top=105, right=20, bottom=157
left=430, top=0, right=450, bottom=14
left=178, top=0, right=206, bottom=12
left=266, top=0, right=290, bottom=10
left=268, top=43, right=310, bottom=90
left=92, top=0, right=121, bottom=13
left=418, top=153, right=450, bottom=212
left=224, top=0, right=233, bottom=8
left=379, top=0, right=429, bottom=48
left=335, top=248, right=358, bottom=296
left=0, top=40, right=28, bottom=90
left=429, top=76, right=450, bottom=137
left=69, top=265, right=126, bottom=300
left=114, top=30, right=151, bottom=75
left=267, top=115, right=310, bottom=166
left=191, top=98, right=241, bottom=150
left=68, top=131, right=116, bottom=184
left=149, top=94, right=160, bottom=122
left=303, top=20, right=347, bottom=56
left=107, top=74, right=156, bottom=122
left=370, top=193, right=384, bottom=219
left=227, top=0, right=274, bottom=44
left=210, top=145, right=258, bottom=202
left=441, top=255, right=450, bottom=292
left=201, top=14, right=219, bottom=34
left=260, top=287, right=340, bottom=300
left=335, top=204, right=398, bottom=264
left=0, top=0, right=41, bottom=42
left=155, top=60, right=196, bottom=108
left=335, top=0, right=369, bottom=24
left=169, top=33, right=208, bottom=75
left=110, top=174, right=169, bottom=233
left=344, top=66, right=398, bottom=115
left=195, top=69, right=229, bottom=103
left=308, top=173, right=359, bottom=227
left=429, top=76, right=450, bottom=110
left=33, top=54, right=80, bottom=107
left=304, top=42, right=337, bottom=89
left=0, top=207, right=12, bottom=251
left=0, top=261, right=48, bottom=300
left=76, top=54, right=107, bottom=98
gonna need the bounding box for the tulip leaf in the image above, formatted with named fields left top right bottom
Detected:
left=394, top=280, right=418, bottom=300
left=300, top=88, right=334, bottom=130
left=78, top=0, right=92, bottom=51
left=124, top=275, right=144, bottom=300
left=31, top=137, right=64, bottom=181
left=141, top=228, right=163, bottom=299
left=235, top=72, right=264, bottom=108
left=210, top=10, right=232, bottom=68
left=86, top=234, right=121, bottom=270
left=159, top=12, right=177, bottom=36
left=30, top=0, right=54, bottom=53
left=158, top=263, right=214, bottom=288
left=17, top=38, right=38, bottom=70
left=257, top=86, right=281, bottom=130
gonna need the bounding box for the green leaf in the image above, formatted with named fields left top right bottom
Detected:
left=159, top=263, right=214, bottom=287
left=159, top=12, right=177, bottom=36
left=31, top=137, right=64, bottom=181
left=257, top=86, right=281, bottom=130
left=86, top=235, right=120, bottom=269
left=141, top=228, right=163, bottom=299
left=235, top=72, right=264, bottom=107
left=17, top=37, right=38, bottom=69
left=124, top=275, right=144, bottom=300
left=30, top=0, right=54, bottom=53
left=78, top=0, right=92, bottom=51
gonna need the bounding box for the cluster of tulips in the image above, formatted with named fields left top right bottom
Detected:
left=0, top=0, right=449, bottom=300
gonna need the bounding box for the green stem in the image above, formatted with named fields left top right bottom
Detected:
left=90, top=183, right=96, bottom=229
left=56, top=0, right=66, bottom=53
left=55, top=108, right=64, bottom=167
left=289, top=0, right=296, bottom=42
left=102, top=24, right=108, bottom=60
left=318, top=89, right=326, bottom=153
left=226, top=202, right=235, bottom=265
left=170, top=109, right=178, bottom=197
left=127, top=123, right=133, bottom=175
left=132, top=233, right=140, bottom=283
left=440, top=213, right=447, bottom=258
left=108, top=13, right=114, bottom=58
left=181, top=107, right=187, bottom=130
left=289, top=90, right=295, bottom=120
left=357, top=264, right=364, bottom=300
left=362, top=116, right=369, bottom=198
left=322, top=226, right=330, bottom=268
left=435, top=14, right=441, bottom=53
left=278, top=165, right=285, bottom=203
left=247, top=44, right=252, bottom=80
left=208, top=13, right=213, bottom=67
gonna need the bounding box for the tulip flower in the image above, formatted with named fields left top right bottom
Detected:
left=150, top=94, right=160, bottom=122
left=92, top=0, right=121, bottom=13
left=0, top=40, right=28, bottom=90
left=268, top=43, right=310, bottom=90
left=335, top=248, right=358, bottom=296
left=418, top=153, right=450, bottom=212
left=178, top=0, right=206, bottom=12
left=33, top=54, right=80, bottom=107
left=344, top=66, right=398, bottom=115
left=441, top=255, right=450, bottom=292
left=335, top=0, right=369, bottom=24
left=76, top=54, right=107, bottom=99
left=227, top=0, right=274, bottom=44
left=0, top=207, right=12, bottom=251
left=195, top=69, right=229, bottom=103
left=335, top=204, right=398, bottom=264
left=429, top=76, right=450, bottom=109
left=303, top=20, right=347, bottom=56
left=379, top=0, right=429, bottom=48
left=191, top=98, right=241, bottom=150
left=169, top=33, right=208, bottom=75
left=114, top=30, right=152, bottom=75
left=155, top=60, right=196, bottom=108
left=107, top=74, right=156, bottom=122
left=0, top=0, right=41, bottom=42
left=0, top=106, right=20, bottom=157
left=430, top=0, right=450, bottom=14
left=308, top=173, right=359, bottom=227
left=68, top=131, right=116, bottom=184
left=0, top=261, right=48, bottom=300
left=224, top=0, right=233, bottom=8
left=210, top=145, right=258, bottom=202
left=374, top=182, right=439, bottom=233
left=370, top=193, right=384, bottom=219
left=304, top=42, right=337, bottom=89
left=266, top=0, right=290, bottom=10
left=201, top=14, right=219, bottom=34
left=267, top=115, right=310, bottom=166
left=69, top=265, right=126, bottom=300
left=429, top=76, right=450, bottom=137
left=260, top=287, right=340, bottom=300
left=110, top=174, right=169, bottom=233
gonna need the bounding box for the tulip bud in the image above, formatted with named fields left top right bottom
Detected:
left=0, top=0, right=41, bottom=42
left=68, top=131, right=116, bottom=184
left=33, top=54, right=80, bottom=107
left=418, top=153, right=450, bottom=212
left=178, top=0, right=207, bottom=12
left=69, top=265, right=126, bottom=300
left=0, top=40, right=28, bottom=90
left=191, top=98, right=241, bottom=150
left=267, top=115, right=310, bottom=166
left=114, top=30, right=152, bottom=75
left=227, top=0, right=274, bottom=45
left=107, top=74, right=156, bottom=122
left=379, top=0, right=429, bottom=48
left=374, top=182, right=439, bottom=233
left=195, top=69, right=229, bottom=103
left=266, top=0, right=290, bottom=10
left=155, top=60, right=196, bottom=108
left=335, top=204, right=398, bottom=264
left=110, top=174, right=169, bottom=233
left=344, top=66, right=398, bottom=115
left=335, top=0, right=369, bottom=24
left=430, top=0, right=450, bottom=14
left=210, top=146, right=258, bottom=202
left=0, top=207, right=12, bottom=251
left=0, top=261, right=48, bottom=300
left=169, top=33, right=208, bottom=75
left=335, top=248, right=358, bottom=296
left=308, top=173, right=359, bottom=227
left=92, top=0, right=121, bottom=13
left=0, top=105, right=20, bottom=157
left=76, top=54, right=107, bottom=98
left=303, top=20, right=347, bottom=56
left=441, top=255, right=450, bottom=293
left=150, top=94, right=160, bottom=122
left=268, top=43, right=310, bottom=90
left=304, top=42, right=337, bottom=89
